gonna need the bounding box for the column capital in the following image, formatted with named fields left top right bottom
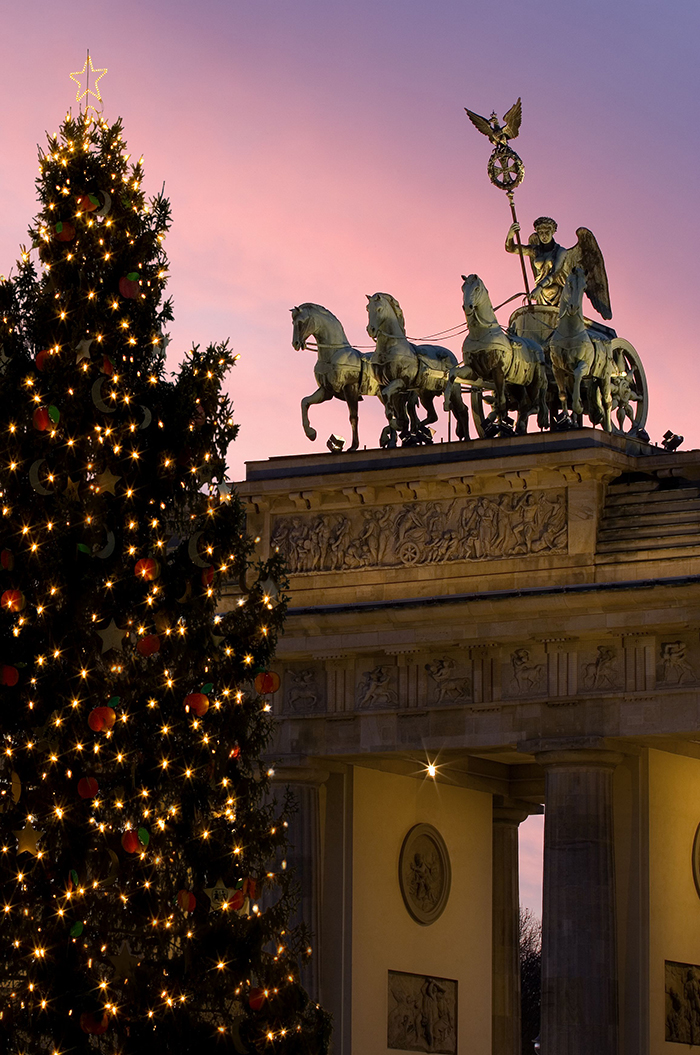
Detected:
left=519, top=736, right=624, bottom=769
left=493, top=797, right=543, bottom=827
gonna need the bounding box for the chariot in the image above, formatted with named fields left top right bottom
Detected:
left=466, top=302, right=648, bottom=439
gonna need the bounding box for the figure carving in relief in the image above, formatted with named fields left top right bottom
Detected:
left=660, top=641, right=696, bottom=685
left=510, top=649, right=545, bottom=693
left=285, top=669, right=319, bottom=712
left=356, top=666, right=397, bottom=709
left=270, top=489, right=566, bottom=573
left=582, top=646, right=619, bottom=690
left=425, top=659, right=471, bottom=702
left=388, top=971, right=457, bottom=1054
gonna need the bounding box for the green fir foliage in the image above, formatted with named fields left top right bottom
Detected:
left=0, top=113, right=330, bottom=1055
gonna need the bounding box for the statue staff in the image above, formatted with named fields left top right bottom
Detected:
left=464, top=98, right=532, bottom=304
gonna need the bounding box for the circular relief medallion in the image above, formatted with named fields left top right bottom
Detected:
left=399, top=823, right=451, bottom=925
left=692, top=823, right=700, bottom=899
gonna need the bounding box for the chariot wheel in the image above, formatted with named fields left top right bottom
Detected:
left=609, top=338, right=648, bottom=436
left=398, top=540, right=421, bottom=566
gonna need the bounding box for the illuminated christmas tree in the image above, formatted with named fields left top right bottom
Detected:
left=0, top=111, right=329, bottom=1054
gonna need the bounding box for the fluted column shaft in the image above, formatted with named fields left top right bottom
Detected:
left=537, top=747, right=622, bottom=1055
left=492, top=804, right=530, bottom=1055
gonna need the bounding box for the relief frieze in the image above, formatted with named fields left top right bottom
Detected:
left=270, top=490, right=567, bottom=572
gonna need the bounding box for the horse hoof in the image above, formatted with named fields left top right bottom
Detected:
left=306, top=428, right=317, bottom=441
left=572, top=403, right=583, bottom=416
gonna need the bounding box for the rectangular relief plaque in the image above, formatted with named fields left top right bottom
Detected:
left=388, top=970, right=457, bottom=1055
left=666, top=960, right=700, bottom=1044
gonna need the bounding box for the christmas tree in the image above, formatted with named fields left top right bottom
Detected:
left=0, top=111, right=330, bottom=1054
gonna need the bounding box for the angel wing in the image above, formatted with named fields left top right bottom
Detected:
left=563, top=228, right=612, bottom=320
left=464, top=107, right=495, bottom=140
left=502, top=98, right=522, bottom=140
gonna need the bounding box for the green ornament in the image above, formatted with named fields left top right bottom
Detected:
left=126, top=272, right=139, bottom=281
left=108, top=696, right=121, bottom=707
left=201, top=682, right=213, bottom=694
left=69, top=921, right=84, bottom=937
left=138, top=828, right=150, bottom=848
left=55, top=221, right=64, bottom=234
left=77, top=544, right=90, bottom=555
left=70, top=869, right=79, bottom=888
left=48, top=405, right=60, bottom=424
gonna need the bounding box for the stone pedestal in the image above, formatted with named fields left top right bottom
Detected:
left=535, top=742, right=623, bottom=1055
left=492, top=802, right=533, bottom=1055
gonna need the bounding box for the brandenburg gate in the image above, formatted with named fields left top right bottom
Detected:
left=235, top=428, right=700, bottom=1055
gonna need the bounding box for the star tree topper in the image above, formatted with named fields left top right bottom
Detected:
left=70, top=51, right=107, bottom=115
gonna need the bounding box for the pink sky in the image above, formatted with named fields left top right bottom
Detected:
left=1, top=0, right=697, bottom=913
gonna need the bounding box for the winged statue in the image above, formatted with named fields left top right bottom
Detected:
left=506, top=217, right=612, bottom=319
left=465, top=99, right=522, bottom=148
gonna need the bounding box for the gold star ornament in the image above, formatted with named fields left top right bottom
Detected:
left=97, top=618, right=128, bottom=654
left=96, top=468, right=121, bottom=495
left=70, top=51, right=107, bottom=113
left=14, top=820, right=42, bottom=856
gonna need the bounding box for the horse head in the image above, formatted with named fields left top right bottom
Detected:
left=366, top=292, right=406, bottom=340
left=461, top=274, right=491, bottom=323
left=561, top=267, right=587, bottom=317
left=291, top=302, right=329, bottom=350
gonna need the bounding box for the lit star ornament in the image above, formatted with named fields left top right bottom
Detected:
left=205, top=877, right=233, bottom=910
left=70, top=52, right=107, bottom=114
left=96, top=467, right=121, bottom=495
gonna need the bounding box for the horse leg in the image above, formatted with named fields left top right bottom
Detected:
left=550, top=356, right=570, bottom=418
left=301, top=386, right=332, bottom=441
left=343, top=385, right=360, bottom=451
left=599, top=372, right=613, bottom=433
left=536, top=365, right=550, bottom=430
left=571, top=360, right=587, bottom=416
left=449, top=385, right=470, bottom=440
left=420, top=393, right=438, bottom=427
left=382, top=379, right=407, bottom=430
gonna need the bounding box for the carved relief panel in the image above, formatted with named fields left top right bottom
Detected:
left=388, top=970, right=457, bottom=1054
left=270, top=490, right=567, bottom=573
left=282, top=667, right=326, bottom=714
left=666, top=960, right=700, bottom=1044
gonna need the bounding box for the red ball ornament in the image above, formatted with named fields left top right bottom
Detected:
left=77, top=777, right=99, bottom=799
left=136, top=634, right=161, bottom=657
left=88, top=706, right=116, bottom=733
left=35, top=349, right=51, bottom=372
left=0, top=550, right=13, bottom=571
left=228, top=889, right=245, bottom=912
left=254, top=671, right=281, bottom=695
left=201, top=566, right=215, bottom=587
left=135, top=558, right=160, bottom=581
left=184, top=692, right=209, bottom=717
left=80, top=1012, right=108, bottom=1035
left=248, top=988, right=266, bottom=1011
left=1, top=590, right=25, bottom=613
left=101, top=356, right=115, bottom=375
left=1, top=666, right=19, bottom=687
left=33, top=406, right=50, bottom=431
left=76, top=193, right=99, bottom=213
left=177, top=889, right=197, bottom=912
left=121, top=830, right=141, bottom=854
left=231, top=744, right=241, bottom=759
left=54, top=221, right=75, bottom=242
left=119, top=274, right=140, bottom=299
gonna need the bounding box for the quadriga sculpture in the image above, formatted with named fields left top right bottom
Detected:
left=548, top=267, right=613, bottom=431
left=365, top=292, right=471, bottom=442
left=446, top=274, right=549, bottom=435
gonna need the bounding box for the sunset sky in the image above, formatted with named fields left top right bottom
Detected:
left=1, top=0, right=697, bottom=913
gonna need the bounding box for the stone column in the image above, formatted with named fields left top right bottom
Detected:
left=273, top=766, right=328, bottom=1001
left=534, top=741, right=623, bottom=1055
left=492, top=800, right=534, bottom=1055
